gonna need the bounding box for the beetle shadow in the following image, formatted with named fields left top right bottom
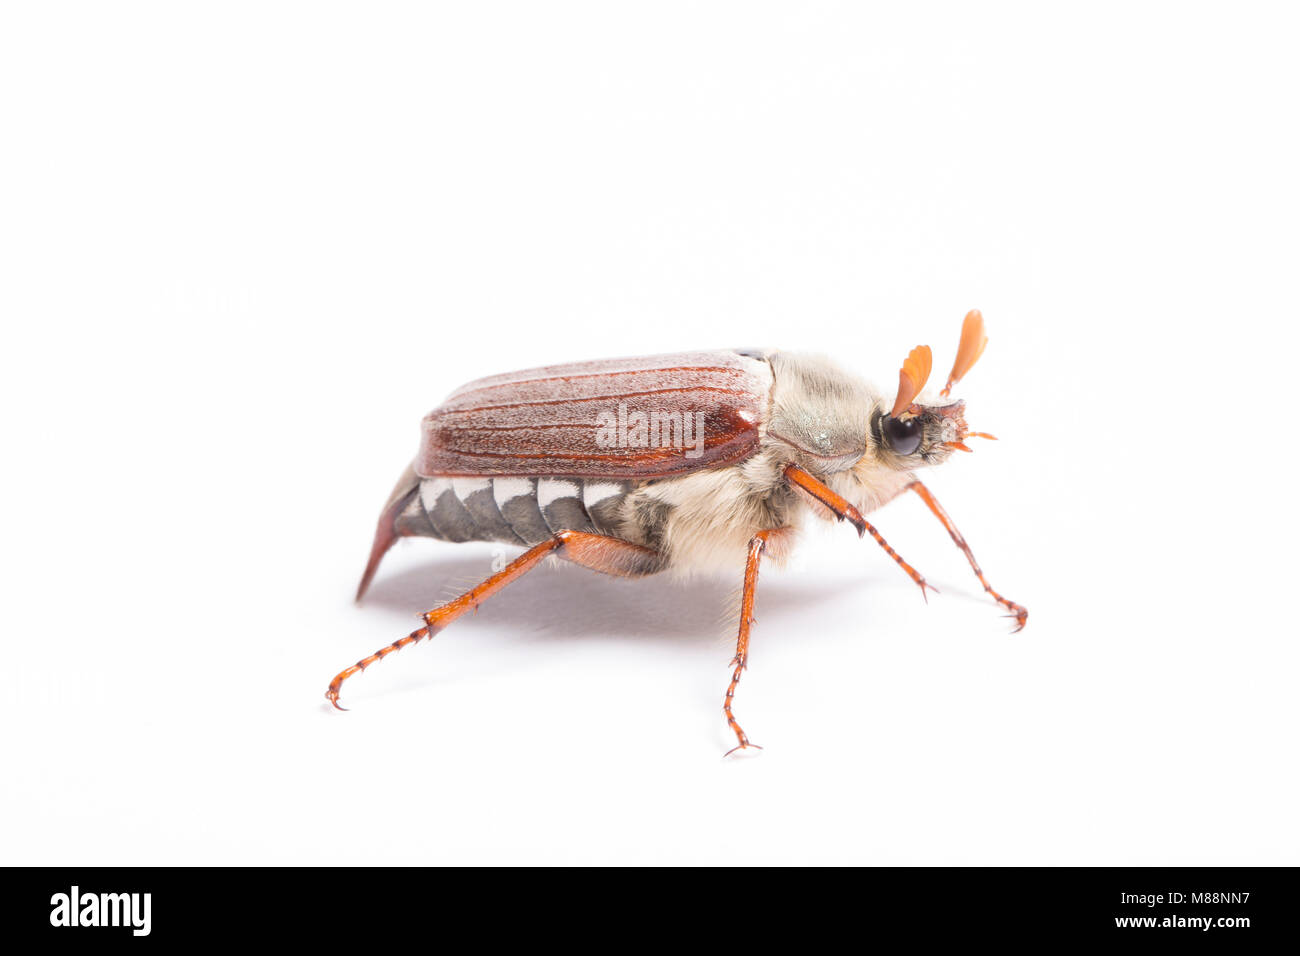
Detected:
left=358, top=552, right=870, bottom=648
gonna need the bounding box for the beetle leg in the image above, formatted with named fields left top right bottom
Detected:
left=905, top=480, right=1028, bottom=631
left=327, top=531, right=663, bottom=709
left=784, top=464, right=937, bottom=601
left=725, top=530, right=782, bottom=757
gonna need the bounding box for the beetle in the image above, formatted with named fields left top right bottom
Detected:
left=327, top=309, right=1026, bottom=754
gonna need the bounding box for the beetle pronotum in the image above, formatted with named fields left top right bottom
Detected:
left=328, top=310, right=1026, bottom=753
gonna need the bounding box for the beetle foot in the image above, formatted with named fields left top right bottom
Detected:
left=325, top=686, right=349, bottom=711
left=325, top=666, right=360, bottom=711
left=1001, top=604, right=1028, bottom=633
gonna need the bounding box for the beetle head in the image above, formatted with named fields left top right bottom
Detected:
left=874, top=310, right=995, bottom=468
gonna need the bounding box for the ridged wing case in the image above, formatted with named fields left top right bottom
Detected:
left=416, top=350, right=774, bottom=480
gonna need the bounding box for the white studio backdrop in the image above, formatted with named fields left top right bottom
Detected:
left=2, top=2, right=1297, bottom=865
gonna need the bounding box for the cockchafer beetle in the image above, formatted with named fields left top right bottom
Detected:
left=328, top=309, right=1026, bottom=754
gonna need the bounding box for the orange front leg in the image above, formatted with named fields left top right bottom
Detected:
left=784, top=464, right=936, bottom=601
left=906, top=480, right=1028, bottom=631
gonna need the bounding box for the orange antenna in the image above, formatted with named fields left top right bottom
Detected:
left=891, top=344, right=932, bottom=417
left=940, top=309, right=989, bottom=398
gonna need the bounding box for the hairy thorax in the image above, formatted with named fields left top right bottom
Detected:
left=617, top=446, right=803, bottom=576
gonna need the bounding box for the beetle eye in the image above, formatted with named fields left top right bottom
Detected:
left=883, top=416, right=923, bottom=455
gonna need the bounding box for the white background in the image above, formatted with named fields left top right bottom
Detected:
left=3, top=2, right=1298, bottom=865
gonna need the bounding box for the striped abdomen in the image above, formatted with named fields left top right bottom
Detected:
left=395, top=476, right=632, bottom=547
